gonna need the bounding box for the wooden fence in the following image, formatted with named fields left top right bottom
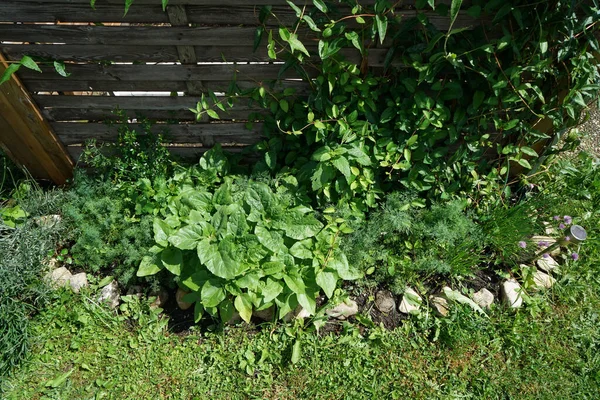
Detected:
left=0, top=0, right=478, bottom=183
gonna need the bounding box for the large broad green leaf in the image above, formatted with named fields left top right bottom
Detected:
left=197, top=238, right=245, bottom=279
left=234, top=293, right=253, bottom=323
left=316, top=269, right=338, bottom=298
left=289, top=239, right=314, bottom=259
left=201, top=280, right=226, bottom=308
left=169, top=224, right=206, bottom=250
left=280, top=210, right=323, bottom=240
left=153, top=219, right=172, bottom=247
left=182, top=270, right=210, bottom=292
left=332, top=156, right=351, bottom=182
left=297, top=293, right=316, bottom=315
left=262, top=278, right=284, bottom=303
left=262, top=261, right=286, bottom=276
left=161, top=247, right=183, bottom=276
left=219, top=298, right=235, bottom=323
left=213, top=180, right=233, bottom=205
left=255, top=225, right=286, bottom=253
left=227, top=204, right=249, bottom=236
left=137, top=254, right=163, bottom=277
left=328, top=251, right=362, bottom=280
left=236, top=273, right=260, bottom=291
left=283, top=273, right=306, bottom=295
left=182, top=191, right=213, bottom=212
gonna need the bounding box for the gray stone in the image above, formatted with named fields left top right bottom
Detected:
left=542, top=222, right=557, bottom=236
left=533, top=270, right=556, bottom=289
left=149, top=288, right=169, bottom=309
left=429, top=295, right=449, bottom=317
left=254, top=306, right=275, bottom=321
left=99, top=281, right=120, bottom=309
left=472, top=288, right=494, bottom=309
left=501, top=279, right=523, bottom=308
left=35, top=214, right=61, bottom=228
left=295, top=307, right=311, bottom=319
left=398, top=287, right=422, bottom=314
left=69, top=272, right=88, bottom=293
left=326, top=298, right=359, bottom=320
left=375, top=291, right=396, bottom=314
left=537, top=256, right=559, bottom=272
left=48, top=266, right=72, bottom=288
left=175, top=287, right=193, bottom=310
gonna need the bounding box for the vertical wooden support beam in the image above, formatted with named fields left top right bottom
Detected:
left=167, top=5, right=205, bottom=96
left=0, top=52, right=73, bottom=185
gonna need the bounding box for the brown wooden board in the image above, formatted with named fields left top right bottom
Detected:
left=52, top=121, right=264, bottom=146
left=0, top=52, right=73, bottom=184
left=10, top=0, right=383, bottom=5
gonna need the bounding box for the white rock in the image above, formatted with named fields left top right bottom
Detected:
left=35, top=214, right=61, bottom=228
left=531, top=236, right=560, bottom=256
left=295, top=307, right=312, bottom=319
left=533, top=270, right=556, bottom=289
left=501, top=279, right=523, bottom=308
left=472, top=288, right=494, bottom=309
left=429, top=295, right=449, bottom=317
left=99, top=281, right=120, bottom=309
left=326, top=298, right=359, bottom=320
left=69, top=272, right=88, bottom=293
left=537, top=256, right=559, bottom=272
left=542, top=222, right=556, bottom=236
left=149, top=288, right=169, bottom=309
left=398, top=287, right=422, bottom=314
left=375, top=291, right=396, bottom=314
left=48, top=266, right=72, bottom=288
left=175, top=287, right=193, bottom=310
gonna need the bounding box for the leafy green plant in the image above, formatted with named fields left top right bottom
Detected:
left=138, top=152, right=360, bottom=323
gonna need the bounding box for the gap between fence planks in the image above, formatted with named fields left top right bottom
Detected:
left=0, top=52, right=73, bottom=184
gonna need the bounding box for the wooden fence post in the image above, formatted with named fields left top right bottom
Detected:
left=0, top=52, right=73, bottom=185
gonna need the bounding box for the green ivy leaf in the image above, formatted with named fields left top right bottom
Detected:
left=53, top=61, right=71, bottom=77
left=20, top=56, right=41, bottom=73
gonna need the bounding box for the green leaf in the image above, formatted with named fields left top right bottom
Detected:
left=291, top=340, right=301, bottom=364
left=0, top=63, right=21, bottom=85
left=281, top=210, right=323, bottom=240
left=201, top=280, right=226, bottom=308
left=329, top=251, right=362, bottom=280
left=297, top=292, right=316, bottom=315
left=162, top=0, right=169, bottom=11
left=123, top=0, right=134, bottom=16
left=289, top=239, right=313, bottom=259
left=53, top=61, right=71, bottom=77
left=255, top=225, right=286, bottom=253
left=90, top=0, right=97, bottom=9
left=312, top=146, right=332, bottom=162
left=518, top=159, right=532, bottom=169
left=442, top=287, right=487, bottom=317
left=153, top=219, right=171, bottom=247
left=279, top=99, right=289, bottom=112
left=161, top=247, right=182, bottom=276
left=332, top=156, right=351, bottom=182
left=262, top=278, right=284, bottom=303
left=169, top=224, right=205, bottom=250
left=450, top=0, right=463, bottom=23
left=316, top=270, right=337, bottom=298
left=194, top=302, right=204, bottom=323
left=206, top=109, right=220, bottom=119
left=472, top=90, right=485, bottom=109
left=313, top=0, right=328, bottom=13
left=20, top=56, right=41, bottom=73
left=375, top=14, right=388, bottom=45
left=234, top=294, right=253, bottom=323
left=283, top=273, right=306, bottom=295
left=520, top=146, right=538, bottom=157
left=137, top=254, right=163, bottom=277
left=197, top=238, right=245, bottom=280
left=45, top=368, right=74, bottom=388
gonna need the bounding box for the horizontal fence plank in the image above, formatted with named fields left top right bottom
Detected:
left=0, top=25, right=308, bottom=46
left=34, top=94, right=266, bottom=121
left=52, top=121, right=263, bottom=145
left=23, top=79, right=309, bottom=94
left=0, top=4, right=472, bottom=30
left=9, top=0, right=383, bottom=5
left=67, top=144, right=249, bottom=163
left=2, top=44, right=391, bottom=65
left=17, top=63, right=319, bottom=81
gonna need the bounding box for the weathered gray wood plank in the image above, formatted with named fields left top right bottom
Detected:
left=17, top=63, right=319, bottom=81
left=42, top=107, right=267, bottom=121
left=53, top=121, right=264, bottom=145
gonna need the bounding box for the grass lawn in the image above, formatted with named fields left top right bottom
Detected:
left=2, top=254, right=599, bottom=400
